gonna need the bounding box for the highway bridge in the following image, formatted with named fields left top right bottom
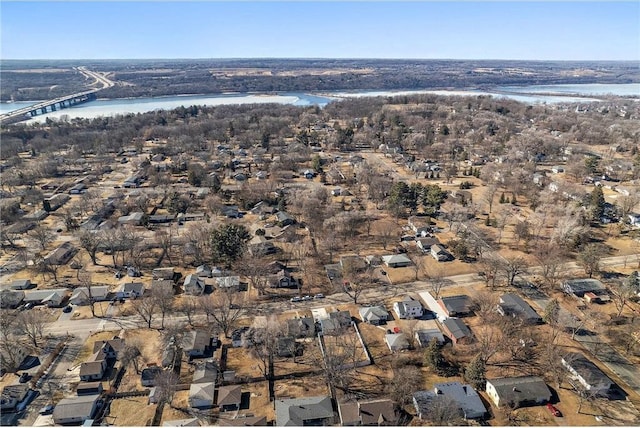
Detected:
left=0, top=67, right=114, bottom=126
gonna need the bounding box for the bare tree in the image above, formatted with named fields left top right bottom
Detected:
left=17, top=310, right=47, bottom=348
left=428, top=265, right=447, bottom=299
left=483, top=184, right=498, bottom=215
left=154, top=370, right=180, bottom=407
left=238, top=254, right=270, bottom=296
left=131, top=296, right=158, bottom=329
left=387, top=365, right=423, bottom=407
left=152, top=285, right=175, bottom=329
left=533, top=243, right=566, bottom=290
left=500, top=256, right=529, bottom=287
left=245, top=316, right=283, bottom=380
left=29, top=224, right=55, bottom=252
left=198, top=290, right=246, bottom=338
left=581, top=243, right=607, bottom=278
left=373, top=219, right=397, bottom=251
left=77, top=229, right=102, bottom=265
left=177, top=296, right=200, bottom=327
left=121, top=340, right=144, bottom=374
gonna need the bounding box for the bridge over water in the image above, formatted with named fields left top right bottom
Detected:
left=0, top=67, right=113, bottom=125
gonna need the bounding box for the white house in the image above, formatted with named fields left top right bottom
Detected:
left=393, top=296, right=424, bottom=319
left=69, top=286, right=110, bottom=306
left=189, top=382, right=215, bottom=409
left=184, top=274, right=205, bottom=296
left=116, top=282, right=144, bottom=299
left=53, top=394, right=100, bottom=425
left=385, top=333, right=410, bottom=352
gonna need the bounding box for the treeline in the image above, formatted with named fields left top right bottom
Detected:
left=2, top=59, right=639, bottom=102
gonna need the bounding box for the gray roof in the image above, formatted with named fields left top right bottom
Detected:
left=53, top=394, right=100, bottom=422
left=563, top=278, right=606, bottom=295
left=216, top=416, right=267, bottom=426
left=414, top=382, right=486, bottom=420
left=287, top=317, right=316, bottom=337
left=359, top=305, right=389, bottom=323
left=23, top=288, right=68, bottom=303
left=486, top=376, right=551, bottom=406
left=442, top=318, right=471, bottom=340
left=123, top=282, right=144, bottom=293
left=416, top=328, right=445, bottom=346
left=339, top=399, right=397, bottom=426
left=1, top=384, right=29, bottom=402
left=193, top=362, right=218, bottom=384
left=184, top=330, right=211, bottom=353
left=385, top=333, right=410, bottom=350
left=440, top=295, right=473, bottom=315
left=381, top=254, right=412, bottom=266
left=562, top=352, right=614, bottom=390
left=275, top=396, right=334, bottom=426
left=189, top=382, right=215, bottom=404
left=498, top=293, right=541, bottom=322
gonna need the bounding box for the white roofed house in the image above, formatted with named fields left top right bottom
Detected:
left=23, top=288, right=68, bottom=307
left=116, top=282, right=145, bottom=299
left=381, top=254, right=412, bottom=268
left=184, top=274, right=206, bottom=296
left=189, top=382, right=215, bottom=409
left=385, top=333, right=410, bottom=352
left=216, top=276, right=240, bottom=290
left=69, top=286, right=110, bottom=306
left=393, top=296, right=424, bottom=319
left=359, top=305, right=390, bottom=325
left=53, top=394, right=101, bottom=425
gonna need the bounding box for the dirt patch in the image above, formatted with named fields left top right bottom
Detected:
left=105, top=395, right=157, bottom=426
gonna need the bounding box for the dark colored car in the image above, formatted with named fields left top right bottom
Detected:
left=18, top=372, right=30, bottom=383
left=63, top=305, right=73, bottom=313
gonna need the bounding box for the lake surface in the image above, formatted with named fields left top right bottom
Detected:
left=1, top=84, right=637, bottom=123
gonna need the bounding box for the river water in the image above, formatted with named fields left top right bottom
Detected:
left=1, top=84, right=638, bottom=123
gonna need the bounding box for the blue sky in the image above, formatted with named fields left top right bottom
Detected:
left=1, top=1, right=638, bottom=60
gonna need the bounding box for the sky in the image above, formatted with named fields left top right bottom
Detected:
left=1, top=1, right=638, bottom=61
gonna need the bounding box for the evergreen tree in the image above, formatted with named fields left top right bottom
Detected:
left=590, top=186, right=606, bottom=221
left=424, top=338, right=445, bottom=375
left=499, top=193, right=506, bottom=204
left=464, top=355, right=486, bottom=389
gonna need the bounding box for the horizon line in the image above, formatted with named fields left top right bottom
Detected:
left=2, top=57, right=640, bottom=62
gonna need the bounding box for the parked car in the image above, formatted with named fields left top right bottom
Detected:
left=24, top=303, right=34, bottom=310
left=546, top=403, right=562, bottom=417
left=18, top=372, right=30, bottom=383
left=39, top=405, right=55, bottom=415
left=301, top=295, right=313, bottom=301
left=290, top=297, right=302, bottom=303
left=314, top=293, right=325, bottom=299
left=63, top=305, right=73, bottom=313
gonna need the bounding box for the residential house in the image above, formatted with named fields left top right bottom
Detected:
left=141, top=366, right=163, bottom=387
left=115, top=282, right=144, bottom=300
left=385, top=333, right=410, bottom=352
left=561, top=353, right=616, bottom=397
left=287, top=317, right=316, bottom=338
left=76, top=382, right=103, bottom=396
left=359, top=306, right=390, bottom=325
left=53, top=394, right=101, bottom=425
left=277, top=337, right=297, bottom=358
left=184, top=331, right=214, bottom=358
left=69, top=286, right=110, bottom=306
left=44, top=242, right=77, bottom=265
left=497, top=294, right=542, bottom=324
left=413, top=383, right=486, bottom=420
left=562, top=279, right=609, bottom=300
left=189, top=382, right=215, bottom=409
left=248, top=235, right=277, bottom=256
left=151, top=280, right=176, bottom=295
left=485, top=376, right=552, bottom=408
left=430, top=244, right=452, bottom=262
left=152, top=267, right=177, bottom=281
left=193, top=362, right=218, bottom=384
left=274, top=396, right=335, bottom=426
left=217, top=385, right=242, bottom=411
left=415, top=324, right=446, bottom=347
left=195, top=265, right=220, bottom=278
left=117, top=212, right=145, bottom=226
left=440, top=318, right=472, bottom=345
left=184, top=274, right=206, bottom=296
left=269, top=270, right=297, bottom=289
left=1, top=385, right=29, bottom=411
left=381, top=254, right=412, bottom=268
left=416, top=237, right=440, bottom=253
left=275, top=211, right=295, bottom=226
left=216, top=276, right=240, bottom=290
left=79, top=353, right=107, bottom=382
left=9, top=279, right=33, bottom=290
left=0, top=290, right=25, bottom=309
left=408, top=216, right=432, bottom=237
left=393, top=296, right=424, bottom=319
left=338, top=398, right=398, bottom=426
left=320, top=311, right=352, bottom=335
left=148, top=214, right=175, bottom=224
left=438, top=295, right=473, bottom=317
left=23, top=288, right=68, bottom=307
left=221, top=205, right=240, bottom=218
left=92, top=338, right=124, bottom=360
